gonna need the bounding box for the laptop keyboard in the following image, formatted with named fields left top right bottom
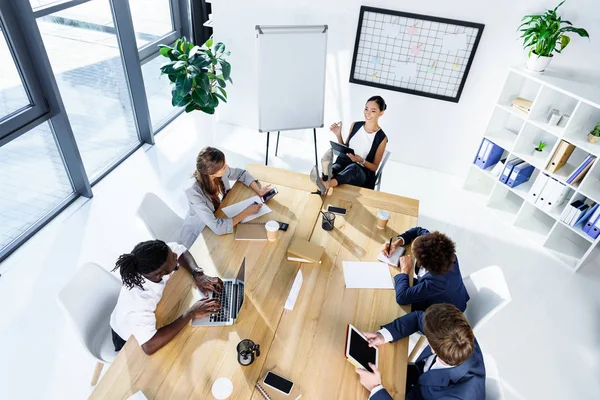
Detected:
left=210, top=281, right=233, bottom=323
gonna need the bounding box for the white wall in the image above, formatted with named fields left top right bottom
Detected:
left=212, top=0, right=600, bottom=176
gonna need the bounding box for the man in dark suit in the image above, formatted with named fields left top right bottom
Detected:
left=381, top=227, right=470, bottom=312
left=355, top=304, right=486, bottom=399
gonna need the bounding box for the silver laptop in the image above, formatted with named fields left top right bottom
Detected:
left=192, top=257, right=245, bottom=326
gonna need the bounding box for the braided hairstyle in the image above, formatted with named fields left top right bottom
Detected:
left=113, top=240, right=170, bottom=290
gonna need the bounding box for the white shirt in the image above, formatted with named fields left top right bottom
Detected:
left=110, top=242, right=187, bottom=346
left=350, top=125, right=378, bottom=160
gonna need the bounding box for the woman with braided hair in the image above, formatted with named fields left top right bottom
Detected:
left=110, top=240, right=223, bottom=355
left=381, top=227, right=470, bottom=312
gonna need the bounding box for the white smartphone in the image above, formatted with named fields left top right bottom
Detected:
left=263, top=371, right=294, bottom=395
left=261, top=187, right=279, bottom=203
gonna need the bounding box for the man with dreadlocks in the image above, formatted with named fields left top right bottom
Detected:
left=110, top=240, right=223, bottom=355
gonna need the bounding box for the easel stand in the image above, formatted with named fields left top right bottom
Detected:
left=264, top=128, right=320, bottom=177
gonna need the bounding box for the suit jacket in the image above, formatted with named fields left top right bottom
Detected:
left=179, top=167, right=255, bottom=248
left=371, top=312, right=486, bottom=400
left=395, top=227, right=470, bottom=312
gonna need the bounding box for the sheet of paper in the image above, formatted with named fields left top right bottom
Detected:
left=342, top=262, right=394, bottom=289
left=221, top=195, right=272, bottom=223
left=442, top=33, right=467, bottom=53
left=127, top=391, right=149, bottom=400
left=285, top=270, right=303, bottom=310
left=382, top=23, right=400, bottom=37
left=393, top=62, right=418, bottom=79
left=377, top=246, right=405, bottom=266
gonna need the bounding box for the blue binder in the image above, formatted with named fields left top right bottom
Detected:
left=506, top=162, right=535, bottom=188
left=500, top=159, right=523, bottom=184
left=474, top=139, right=504, bottom=170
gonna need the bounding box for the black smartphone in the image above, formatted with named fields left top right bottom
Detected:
left=263, top=371, right=294, bottom=395
left=261, top=187, right=278, bottom=202
left=277, top=222, right=289, bottom=231
left=327, top=205, right=347, bottom=215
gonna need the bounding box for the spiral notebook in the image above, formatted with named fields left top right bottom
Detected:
left=235, top=222, right=267, bottom=241
left=255, top=382, right=302, bottom=400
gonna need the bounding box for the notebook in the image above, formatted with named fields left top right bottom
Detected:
left=255, top=382, right=302, bottom=400
left=287, top=238, right=325, bottom=264
left=235, top=222, right=267, bottom=241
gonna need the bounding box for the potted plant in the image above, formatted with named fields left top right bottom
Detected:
left=519, top=1, right=589, bottom=73
left=532, top=141, right=548, bottom=159
left=158, top=36, right=232, bottom=114
left=588, top=123, right=600, bottom=144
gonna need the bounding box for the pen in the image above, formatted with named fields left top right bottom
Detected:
left=388, top=237, right=393, bottom=255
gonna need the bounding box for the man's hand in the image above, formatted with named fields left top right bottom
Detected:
left=381, top=238, right=403, bottom=257
left=195, top=273, right=223, bottom=296
left=187, top=298, right=221, bottom=319
left=363, top=332, right=385, bottom=348
left=399, top=255, right=413, bottom=274
left=347, top=153, right=365, bottom=164
left=355, top=363, right=382, bottom=391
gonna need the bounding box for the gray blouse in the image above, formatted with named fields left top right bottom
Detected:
left=179, top=167, right=255, bottom=248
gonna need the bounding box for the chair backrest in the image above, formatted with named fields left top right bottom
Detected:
left=57, top=263, right=121, bottom=360
left=483, top=353, right=505, bottom=400
left=374, top=150, right=391, bottom=189
left=463, top=266, right=511, bottom=331
left=137, top=193, right=184, bottom=243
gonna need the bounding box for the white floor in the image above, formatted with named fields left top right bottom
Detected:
left=1, top=112, right=600, bottom=400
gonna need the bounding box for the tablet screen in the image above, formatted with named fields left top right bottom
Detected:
left=349, top=328, right=377, bottom=372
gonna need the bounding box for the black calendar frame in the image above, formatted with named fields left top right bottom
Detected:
left=349, top=6, right=485, bottom=103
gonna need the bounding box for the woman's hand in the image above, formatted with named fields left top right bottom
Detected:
left=381, top=238, right=403, bottom=257
left=330, top=121, right=343, bottom=140
left=244, top=202, right=263, bottom=217
left=256, top=184, right=272, bottom=198
left=347, top=153, right=364, bottom=164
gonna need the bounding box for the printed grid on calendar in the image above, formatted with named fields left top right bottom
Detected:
left=350, top=8, right=484, bottom=102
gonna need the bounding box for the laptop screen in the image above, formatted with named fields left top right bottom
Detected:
left=236, top=258, right=246, bottom=283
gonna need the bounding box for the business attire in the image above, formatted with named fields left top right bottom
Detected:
left=179, top=166, right=255, bottom=248
left=369, top=311, right=486, bottom=400
left=110, top=242, right=189, bottom=351
left=395, top=227, right=470, bottom=312
left=332, top=121, right=387, bottom=189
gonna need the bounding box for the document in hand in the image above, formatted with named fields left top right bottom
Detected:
left=377, top=246, right=405, bottom=266
left=222, top=195, right=272, bottom=223
left=342, top=262, right=394, bottom=289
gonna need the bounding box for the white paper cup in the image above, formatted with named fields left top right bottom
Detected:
left=265, top=220, right=280, bottom=241
left=376, top=210, right=391, bottom=229
left=212, top=377, right=233, bottom=399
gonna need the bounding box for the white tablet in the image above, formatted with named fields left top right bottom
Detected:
left=345, top=324, right=379, bottom=372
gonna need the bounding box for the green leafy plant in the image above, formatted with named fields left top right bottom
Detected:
left=535, top=141, right=548, bottom=151
left=590, top=123, right=600, bottom=137
left=158, top=36, right=231, bottom=115
left=519, top=1, right=589, bottom=57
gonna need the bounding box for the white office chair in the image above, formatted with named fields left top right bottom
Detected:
left=57, top=262, right=121, bottom=385
left=463, top=266, right=511, bottom=332
left=374, top=150, right=391, bottom=191
left=137, top=192, right=184, bottom=243
left=484, top=353, right=505, bottom=400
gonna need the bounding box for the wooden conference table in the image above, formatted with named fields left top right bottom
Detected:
left=90, top=164, right=419, bottom=400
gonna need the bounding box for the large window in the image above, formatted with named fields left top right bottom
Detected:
left=0, top=122, right=73, bottom=251
left=0, top=28, right=30, bottom=120
left=0, top=0, right=190, bottom=262
left=37, top=1, right=140, bottom=180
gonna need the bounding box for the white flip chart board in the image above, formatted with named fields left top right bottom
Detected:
left=256, top=25, right=328, bottom=132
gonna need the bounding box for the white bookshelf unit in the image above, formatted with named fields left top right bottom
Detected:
left=465, top=66, right=600, bottom=271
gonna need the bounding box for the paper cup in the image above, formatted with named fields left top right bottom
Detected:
left=376, top=210, right=390, bottom=229
left=265, top=220, right=280, bottom=241
left=212, top=377, right=233, bottom=399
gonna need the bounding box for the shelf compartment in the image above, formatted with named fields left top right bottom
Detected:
left=485, top=107, right=524, bottom=151
left=497, top=71, right=541, bottom=113
left=579, top=160, right=600, bottom=203
left=487, top=184, right=524, bottom=224
left=508, top=167, right=540, bottom=200
left=546, top=145, right=596, bottom=190
left=514, top=201, right=557, bottom=245
left=544, top=223, right=594, bottom=269
left=563, top=101, right=600, bottom=158
left=464, top=165, right=496, bottom=204
left=513, top=123, right=560, bottom=170
left=529, top=86, right=579, bottom=135
left=557, top=193, right=598, bottom=243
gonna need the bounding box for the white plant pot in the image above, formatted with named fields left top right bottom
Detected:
left=526, top=53, right=553, bottom=73
left=531, top=149, right=546, bottom=160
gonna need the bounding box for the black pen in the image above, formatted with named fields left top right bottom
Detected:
left=388, top=237, right=393, bottom=255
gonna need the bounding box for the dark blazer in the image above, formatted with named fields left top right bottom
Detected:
left=371, top=312, right=486, bottom=400
left=395, top=227, right=470, bottom=312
